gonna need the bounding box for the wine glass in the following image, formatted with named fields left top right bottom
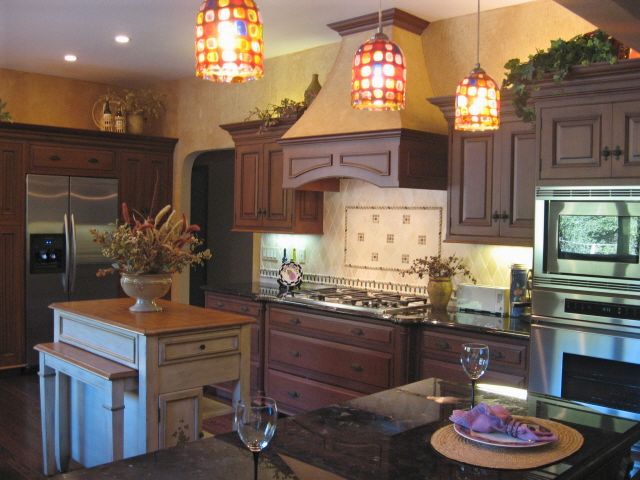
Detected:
left=460, top=343, right=489, bottom=408
left=235, top=396, right=278, bottom=480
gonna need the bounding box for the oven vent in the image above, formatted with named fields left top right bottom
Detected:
left=533, top=276, right=640, bottom=294
left=536, top=187, right=640, bottom=199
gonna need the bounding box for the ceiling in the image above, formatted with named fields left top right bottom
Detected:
left=0, top=0, right=537, bottom=87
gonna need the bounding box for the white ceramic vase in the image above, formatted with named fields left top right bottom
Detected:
left=120, top=273, right=172, bottom=312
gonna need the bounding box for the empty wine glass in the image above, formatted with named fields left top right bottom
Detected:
left=235, top=396, right=278, bottom=480
left=460, top=343, right=489, bottom=408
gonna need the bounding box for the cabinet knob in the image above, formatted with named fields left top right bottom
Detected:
left=49, top=155, right=61, bottom=162
left=199, top=344, right=206, bottom=351
left=287, top=390, right=300, bottom=399
left=491, top=211, right=500, bottom=221
left=602, top=146, right=611, bottom=160
left=216, top=302, right=225, bottom=308
left=289, top=317, right=301, bottom=326
left=435, top=340, right=450, bottom=351
left=612, top=145, right=623, bottom=160
left=350, top=328, right=364, bottom=336
left=87, top=157, right=99, bottom=164
left=500, top=211, right=509, bottom=221
left=491, top=351, right=505, bottom=361
left=290, top=350, right=301, bottom=358
left=240, top=306, right=249, bottom=313
left=350, top=363, right=364, bottom=372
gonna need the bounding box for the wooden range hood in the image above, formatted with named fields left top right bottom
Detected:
left=280, top=9, right=448, bottom=190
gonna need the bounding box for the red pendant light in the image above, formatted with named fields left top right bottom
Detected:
left=455, top=0, right=500, bottom=131
left=195, top=0, right=264, bottom=83
left=351, top=7, right=406, bottom=111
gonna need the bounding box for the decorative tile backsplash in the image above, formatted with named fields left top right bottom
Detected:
left=260, top=179, right=533, bottom=291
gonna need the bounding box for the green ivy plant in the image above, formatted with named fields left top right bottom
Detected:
left=0, top=99, right=13, bottom=122
left=245, top=98, right=307, bottom=131
left=503, top=30, right=627, bottom=122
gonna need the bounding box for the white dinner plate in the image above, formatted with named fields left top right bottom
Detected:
left=453, top=419, right=555, bottom=448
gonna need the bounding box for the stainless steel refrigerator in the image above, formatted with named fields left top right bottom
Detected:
left=26, top=174, right=120, bottom=365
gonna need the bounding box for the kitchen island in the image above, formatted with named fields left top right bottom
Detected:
left=56, top=377, right=640, bottom=479
left=42, top=298, right=253, bottom=471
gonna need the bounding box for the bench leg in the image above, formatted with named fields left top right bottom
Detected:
left=38, top=353, right=56, bottom=476
left=55, top=372, right=71, bottom=473
left=103, top=381, right=126, bottom=462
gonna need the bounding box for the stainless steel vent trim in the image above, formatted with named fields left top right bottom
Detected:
left=533, top=276, right=640, bottom=294
left=536, top=186, right=640, bottom=201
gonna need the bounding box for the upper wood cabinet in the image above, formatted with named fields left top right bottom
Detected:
left=119, top=150, right=173, bottom=216
left=533, top=60, right=640, bottom=184
left=220, top=119, right=324, bottom=234
left=429, top=96, right=536, bottom=246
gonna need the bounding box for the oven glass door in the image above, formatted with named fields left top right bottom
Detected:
left=546, top=201, right=640, bottom=279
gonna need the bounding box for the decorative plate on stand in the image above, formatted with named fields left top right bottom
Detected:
left=278, top=262, right=303, bottom=288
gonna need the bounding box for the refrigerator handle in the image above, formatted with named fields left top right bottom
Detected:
left=63, top=214, right=70, bottom=294
left=70, top=213, right=77, bottom=293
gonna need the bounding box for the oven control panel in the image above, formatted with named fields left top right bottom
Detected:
left=565, top=299, right=640, bottom=320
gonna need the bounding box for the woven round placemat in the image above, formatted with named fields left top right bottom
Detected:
left=430, top=417, right=584, bottom=470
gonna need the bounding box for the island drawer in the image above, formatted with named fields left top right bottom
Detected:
left=269, top=306, right=393, bottom=345
left=268, top=329, right=392, bottom=389
left=159, top=328, right=241, bottom=366
left=30, top=144, right=116, bottom=173
left=421, top=330, right=527, bottom=371
left=205, top=293, right=262, bottom=318
left=266, top=369, right=359, bottom=414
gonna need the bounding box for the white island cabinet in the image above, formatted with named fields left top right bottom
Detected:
left=46, top=298, right=252, bottom=468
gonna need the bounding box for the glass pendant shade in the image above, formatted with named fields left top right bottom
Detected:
left=455, top=66, right=500, bottom=131
left=195, top=0, right=264, bottom=83
left=351, top=32, right=406, bottom=111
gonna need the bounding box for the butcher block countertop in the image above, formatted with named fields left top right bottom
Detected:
left=49, top=298, right=254, bottom=336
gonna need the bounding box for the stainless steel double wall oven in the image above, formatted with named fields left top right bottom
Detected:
left=530, top=186, right=640, bottom=421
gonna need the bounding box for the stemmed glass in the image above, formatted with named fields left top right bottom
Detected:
left=460, top=343, right=489, bottom=408
left=235, top=396, right=278, bottom=480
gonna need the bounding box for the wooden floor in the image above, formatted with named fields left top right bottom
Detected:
left=0, top=370, right=235, bottom=479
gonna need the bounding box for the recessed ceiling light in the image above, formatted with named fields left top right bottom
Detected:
left=64, top=54, right=77, bottom=62
left=115, top=35, right=130, bottom=44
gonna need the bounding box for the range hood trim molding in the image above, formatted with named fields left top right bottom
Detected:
left=327, top=8, right=430, bottom=37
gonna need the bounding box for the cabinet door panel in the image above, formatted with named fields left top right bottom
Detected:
left=612, top=101, right=640, bottom=177
left=449, top=133, right=498, bottom=237
left=539, top=104, right=610, bottom=179
left=234, top=145, right=261, bottom=228
left=158, top=388, right=201, bottom=449
left=499, top=124, right=535, bottom=240
left=119, top=152, right=172, bottom=216
left=0, top=226, right=25, bottom=367
left=262, top=142, right=293, bottom=229
left=0, top=141, right=24, bottom=225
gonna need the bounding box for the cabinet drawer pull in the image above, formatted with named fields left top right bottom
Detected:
left=49, top=155, right=61, bottom=162
left=240, top=306, right=249, bottom=313
left=289, top=317, right=301, bottom=325
left=350, top=328, right=364, bottom=336
left=87, top=157, right=99, bottom=164
left=613, top=145, right=623, bottom=160
left=491, top=351, right=505, bottom=361
left=602, top=146, right=611, bottom=160
left=491, top=210, right=500, bottom=221
left=500, top=211, right=509, bottom=221
left=290, top=350, right=301, bottom=358
left=199, top=344, right=206, bottom=351
left=435, top=340, right=450, bottom=351
left=287, top=390, right=300, bottom=399
left=350, top=363, right=364, bottom=372
left=216, top=301, right=225, bottom=308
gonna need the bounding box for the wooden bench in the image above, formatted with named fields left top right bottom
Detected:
left=35, top=342, right=138, bottom=475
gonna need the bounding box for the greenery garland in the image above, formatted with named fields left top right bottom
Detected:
left=502, top=30, right=628, bottom=122
left=0, top=99, right=12, bottom=122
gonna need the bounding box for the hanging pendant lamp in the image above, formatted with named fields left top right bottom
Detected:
left=351, top=3, right=406, bottom=111
left=195, top=0, right=264, bottom=83
left=455, top=0, right=500, bottom=131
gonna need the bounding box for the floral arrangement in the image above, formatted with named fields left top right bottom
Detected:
left=90, top=203, right=211, bottom=277
left=402, top=254, right=476, bottom=283
left=0, top=99, right=12, bottom=122
left=245, top=97, right=307, bottom=130
left=122, top=88, right=166, bottom=119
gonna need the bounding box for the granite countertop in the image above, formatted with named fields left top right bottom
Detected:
left=202, top=282, right=531, bottom=338
left=57, top=378, right=640, bottom=480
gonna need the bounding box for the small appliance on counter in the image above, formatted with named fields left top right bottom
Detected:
left=456, top=284, right=510, bottom=317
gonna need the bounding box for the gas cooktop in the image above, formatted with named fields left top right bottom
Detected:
left=280, top=286, right=430, bottom=319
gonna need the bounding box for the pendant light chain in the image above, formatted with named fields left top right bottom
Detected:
left=476, top=0, right=480, bottom=68
left=378, top=0, right=382, bottom=34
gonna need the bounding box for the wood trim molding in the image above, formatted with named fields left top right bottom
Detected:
left=327, top=8, right=429, bottom=36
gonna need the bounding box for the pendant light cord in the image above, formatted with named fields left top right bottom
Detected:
left=476, top=0, right=480, bottom=68
left=378, top=0, right=382, bottom=34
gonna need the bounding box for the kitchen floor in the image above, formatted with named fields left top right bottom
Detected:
left=0, top=371, right=234, bottom=479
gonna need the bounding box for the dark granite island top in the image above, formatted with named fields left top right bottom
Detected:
left=57, top=378, right=639, bottom=480
left=202, top=281, right=531, bottom=337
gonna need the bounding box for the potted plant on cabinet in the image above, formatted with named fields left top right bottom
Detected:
left=402, top=254, right=476, bottom=311
left=122, top=88, right=167, bottom=134
left=90, top=203, right=211, bottom=312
